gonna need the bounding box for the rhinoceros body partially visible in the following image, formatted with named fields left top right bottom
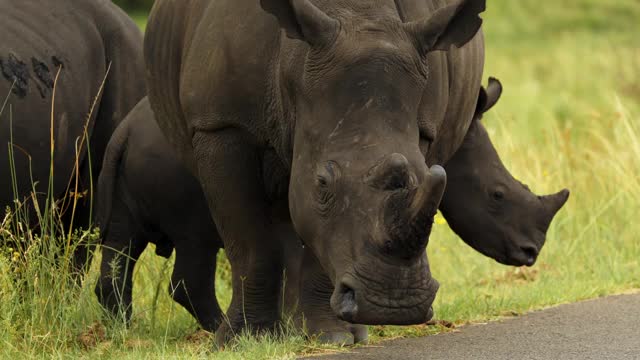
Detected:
left=0, top=0, right=145, bottom=270
left=144, top=0, right=485, bottom=344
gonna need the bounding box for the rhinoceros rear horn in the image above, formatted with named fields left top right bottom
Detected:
left=260, top=0, right=338, bottom=45
left=404, top=0, right=486, bottom=54
left=540, top=189, right=570, bottom=229
left=408, top=165, right=447, bottom=222
left=367, top=153, right=416, bottom=191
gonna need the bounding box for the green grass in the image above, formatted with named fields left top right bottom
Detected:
left=2, top=0, right=640, bottom=358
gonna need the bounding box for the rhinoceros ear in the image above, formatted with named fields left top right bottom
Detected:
left=475, top=77, right=503, bottom=117
left=483, top=77, right=503, bottom=112
left=404, top=0, right=485, bottom=54
left=260, top=0, right=338, bottom=45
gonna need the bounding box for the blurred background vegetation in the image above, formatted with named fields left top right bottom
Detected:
left=1, top=0, right=639, bottom=359
left=112, top=0, right=153, bottom=11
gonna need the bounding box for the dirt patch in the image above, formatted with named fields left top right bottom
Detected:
left=77, top=322, right=107, bottom=350
left=185, top=329, right=214, bottom=344
left=426, top=319, right=456, bottom=329
left=477, top=266, right=546, bottom=286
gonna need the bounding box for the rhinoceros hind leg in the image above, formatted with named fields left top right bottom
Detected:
left=95, top=197, right=147, bottom=323
left=170, top=237, right=223, bottom=332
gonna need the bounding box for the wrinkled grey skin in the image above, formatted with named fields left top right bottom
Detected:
left=440, top=78, right=570, bottom=267
left=0, top=0, right=145, bottom=271
left=145, top=0, right=486, bottom=344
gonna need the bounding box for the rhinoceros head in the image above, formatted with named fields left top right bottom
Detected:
left=262, top=0, right=485, bottom=325
left=440, top=78, right=570, bottom=267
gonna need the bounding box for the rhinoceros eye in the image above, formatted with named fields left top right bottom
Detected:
left=314, top=162, right=339, bottom=216
left=316, top=175, right=329, bottom=188
left=492, top=190, right=504, bottom=201
left=489, top=184, right=507, bottom=204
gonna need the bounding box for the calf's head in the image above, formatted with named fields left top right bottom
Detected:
left=261, top=0, right=485, bottom=324
left=440, top=78, right=570, bottom=267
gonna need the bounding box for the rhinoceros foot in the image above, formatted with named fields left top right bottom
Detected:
left=303, top=315, right=368, bottom=346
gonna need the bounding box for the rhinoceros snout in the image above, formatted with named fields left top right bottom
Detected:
left=330, top=268, right=439, bottom=325
left=520, top=245, right=539, bottom=266
left=504, top=242, right=540, bottom=267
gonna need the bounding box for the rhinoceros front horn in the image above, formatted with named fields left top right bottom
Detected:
left=384, top=164, right=447, bottom=258
left=540, top=189, right=571, bottom=229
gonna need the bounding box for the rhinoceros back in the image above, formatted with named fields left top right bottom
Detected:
left=395, top=0, right=485, bottom=166
left=0, top=0, right=143, bottom=210
left=145, top=0, right=210, bottom=175
left=145, top=0, right=484, bottom=172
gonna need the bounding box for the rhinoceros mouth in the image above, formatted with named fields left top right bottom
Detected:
left=329, top=258, right=439, bottom=325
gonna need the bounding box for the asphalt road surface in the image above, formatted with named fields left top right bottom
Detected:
left=308, top=293, right=640, bottom=360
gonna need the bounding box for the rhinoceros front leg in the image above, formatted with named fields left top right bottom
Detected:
left=296, top=247, right=368, bottom=345
left=192, top=130, right=284, bottom=346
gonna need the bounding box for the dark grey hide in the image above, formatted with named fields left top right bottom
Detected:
left=0, top=0, right=145, bottom=270
left=145, top=0, right=485, bottom=345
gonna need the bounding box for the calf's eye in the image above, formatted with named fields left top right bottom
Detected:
left=492, top=190, right=505, bottom=201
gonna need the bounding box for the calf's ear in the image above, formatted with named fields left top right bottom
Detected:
left=475, top=77, right=504, bottom=119
left=260, top=0, right=338, bottom=46
left=483, top=77, right=503, bottom=112
left=405, top=0, right=485, bottom=54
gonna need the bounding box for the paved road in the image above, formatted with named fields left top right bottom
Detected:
left=308, top=294, right=640, bottom=360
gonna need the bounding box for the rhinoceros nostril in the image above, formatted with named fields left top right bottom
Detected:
left=335, top=283, right=358, bottom=323
left=521, top=245, right=539, bottom=266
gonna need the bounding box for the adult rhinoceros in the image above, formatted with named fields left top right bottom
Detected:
left=0, top=0, right=145, bottom=269
left=145, top=0, right=485, bottom=344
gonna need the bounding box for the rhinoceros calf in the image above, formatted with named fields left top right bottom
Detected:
left=0, top=0, right=145, bottom=269
left=95, top=98, right=224, bottom=330
left=440, top=78, right=570, bottom=267
left=145, top=0, right=487, bottom=344
left=96, top=78, right=568, bottom=343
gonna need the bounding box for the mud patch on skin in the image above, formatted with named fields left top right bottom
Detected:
left=0, top=54, right=30, bottom=98
left=52, top=56, right=65, bottom=69
left=32, top=58, right=54, bottom=98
